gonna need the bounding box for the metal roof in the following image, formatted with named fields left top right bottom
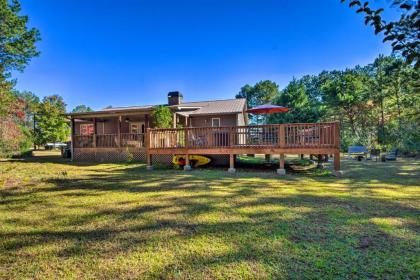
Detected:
left=173, top=98, right=246, bottom=115
left=67, top=98, right=246, bottom=117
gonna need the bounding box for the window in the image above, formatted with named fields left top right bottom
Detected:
left=80, top=124, right=94, bottom=136
left=130, top=122, right=145, bottom=134
left=211, top=118, right=221, bottom=127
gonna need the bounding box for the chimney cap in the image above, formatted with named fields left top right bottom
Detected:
left=168, top=91, right=183, bottom=98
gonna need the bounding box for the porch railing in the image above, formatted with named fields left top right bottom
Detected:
left=73, top=133, right=145, bottom=148
left=73, top=123, right=339, bottom=151
left=148, top=122, right=339, bottom=150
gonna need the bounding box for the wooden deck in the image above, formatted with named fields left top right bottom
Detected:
left=145, top=122, right=341, bottom=172
left=72, top=122, right=341, bottom=172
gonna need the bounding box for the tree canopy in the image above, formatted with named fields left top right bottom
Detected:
left=0, top=0, right=41, bottom=74
left=244, top=55, right=419, bottom=153
left=0, top=0, right=40, bottom=156
left=34, top=95, right=69, bottom=145
left=236, top=80, right=280, bottom=123
left=72, top=105, right=93, bottom=113
left=268, top=76, right=325, bottom=124
left=342, top=0, right=420, bottom=67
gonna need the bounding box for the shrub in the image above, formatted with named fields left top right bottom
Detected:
left=152, top=106, right=172, bottom=128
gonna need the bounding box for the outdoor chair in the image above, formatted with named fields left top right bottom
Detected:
left=370, top=149, right=381, bottom=162
left=385, top=148, right=398, bottom=161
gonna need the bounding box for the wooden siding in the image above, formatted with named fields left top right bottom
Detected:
left=189, top=114, right=237, bottom=127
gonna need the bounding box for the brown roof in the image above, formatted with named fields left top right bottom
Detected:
left=67, top=98, right=246, bottom=117
left=173, top=98, right=247, bottom=116
left=101, top=105, right=153, bottom=111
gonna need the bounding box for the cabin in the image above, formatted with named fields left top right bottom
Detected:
left=67, top=92, right=341, bottom=175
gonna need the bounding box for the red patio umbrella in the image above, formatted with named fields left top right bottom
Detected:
left=246, top=104, right=289, bottom=125
left=246, top=104, right=289, bottom=114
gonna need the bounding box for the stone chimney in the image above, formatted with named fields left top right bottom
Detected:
left=168, top=91, right=183, bottom=106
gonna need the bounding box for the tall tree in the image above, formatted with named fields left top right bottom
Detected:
left=0, top=0, right=41, bottom=75
left=34, top=95, right=69, bottom=145
left=320, top=68, right=376, bottom=147
left=342, top=0, right=420, bottom=67
left=268, top=75, right=325, bottom=124
left=0, top=0, right=40, bottom=155
left=236, top=80, right=279, bottom=123
left=72, top=105, right=93, bottom=113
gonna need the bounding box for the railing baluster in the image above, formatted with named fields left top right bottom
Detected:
left=145, top=122, right=338, bottom=151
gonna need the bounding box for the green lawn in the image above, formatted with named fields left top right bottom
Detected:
left=1, top=151, right=419, bottom=279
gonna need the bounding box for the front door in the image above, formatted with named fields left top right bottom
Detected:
left=129, top=122, right=145, bottom=134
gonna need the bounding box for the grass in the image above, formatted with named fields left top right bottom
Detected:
left=1, top=150, right=419, bottom=279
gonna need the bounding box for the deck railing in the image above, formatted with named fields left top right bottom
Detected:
left=73, top=123, right=339, bottom=151
left=73, top=135, right=94, bottom=148
left=148, top=122, right=339, bottom=150
left=73, top=133, right=145, bottom=148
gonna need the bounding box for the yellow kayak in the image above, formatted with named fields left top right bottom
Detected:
left=173, top=155, right=212, bottom=168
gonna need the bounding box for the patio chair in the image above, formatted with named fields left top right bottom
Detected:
left=189, top=134, right=206, bottom=147
left=385, top=148, right=398, bottom=161
left=370, top=149, right=381, bottom=162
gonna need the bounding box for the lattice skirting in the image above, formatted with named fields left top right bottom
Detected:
left=73, top=148, right=149, bottom=163
left=73, top=149, right=229, bottom=166
left=151, top=154, right=174, bottom=166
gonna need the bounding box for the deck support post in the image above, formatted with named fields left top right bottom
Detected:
left=173, top=113, right=177, bottom=128
left=332, top=122, right=342, bottom=177
left=317, top=154, right=324, bottom=169
left=71, top=117, right=75, bottom=161
left=146, top=155, right=153, bottom=171
left=184, top=154, right=192, bottom=171
left=277, top=153, right=286, bottom=175
left=146, top=128, right=153, bottom=170
left=92, top=118, right=97, bottom=148
left=333, top=151, right=343, bottom=177
left=117, top=116, right=122, bottom=148
left=228, top=154, right=236, bottom=173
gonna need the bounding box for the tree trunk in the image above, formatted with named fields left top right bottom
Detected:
left=394, top=84, right=401, bottom=129
left=380, top=97, right=385, bottom=144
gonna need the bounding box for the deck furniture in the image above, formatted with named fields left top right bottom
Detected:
left=370, top=149, right=381, bottom=161
left=72, top=122, right=342, bottom=175
left=385, top=148, right=398, bottom=161
left=146, top=122, right=341, bottom=174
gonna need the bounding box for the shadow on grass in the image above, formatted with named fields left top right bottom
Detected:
left=1, top=155, right=419, bottom=278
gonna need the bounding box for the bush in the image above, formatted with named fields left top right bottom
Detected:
left=152, top=106, right=172, bottom=128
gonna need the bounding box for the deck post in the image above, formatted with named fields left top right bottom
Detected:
left=317, top=154, right=324, bottom=169
left=184, top=154, right=192, bottom=171
left=117, top=116, right=122, bottom=148
left=332, top=152, right=342, bottom=176
left=173, top=113, right=177, bottom=128
left=333, top=152, right=340, bottom=170
left=146, top=128, right=153, bottom=170
left=183, top=127, right=192, bottom=170
left=279, top=124, right=286, bottom=147
left=228, top=153, right=236, bottom=173
left=92, top=118, right=97, bottom=148
left=71, top=117, right=75, bottom=161
left=277, top=153, right=286, bottom=175
left=333, top=122, right=342, bottom=176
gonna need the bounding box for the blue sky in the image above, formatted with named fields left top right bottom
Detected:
left=15, top=0, right=394, bottom=111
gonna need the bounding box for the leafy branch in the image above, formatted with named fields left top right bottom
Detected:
left=342, top=0, right=420, bottom=67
